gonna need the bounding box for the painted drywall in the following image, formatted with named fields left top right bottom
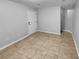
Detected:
left=27, top=10, right=37, bottom=34
left=64, top=9, right=74, bottom=32
left=61, top=8, right=66, bottom=32
left=72, top=0, right=79, bottom=56
left=0, top=0, right=37, bottom=48
left=61, top=8, right=75, bottom=33
left=38, top=7, right=61, bottom=34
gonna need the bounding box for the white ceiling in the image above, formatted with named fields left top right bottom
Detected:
left=9, top=0, right=77, bottom=9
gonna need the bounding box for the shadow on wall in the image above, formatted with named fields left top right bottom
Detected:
left=0, top=0, right=37, bottom=48
left=61, top=7, right=74, bottom=33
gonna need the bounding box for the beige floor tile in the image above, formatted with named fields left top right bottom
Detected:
left=45, top=54, right=58, bottom=59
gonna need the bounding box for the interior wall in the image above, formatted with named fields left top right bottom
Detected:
left=61, top=8, right=66, bottom=32
left=64, top=9, right=75, bottom=32
left=72, top=0, right=79, bottom=56
left=38, top=7, right=61, bottom=34
left=61, top=8, right=75, bottom=33
left=27, top=9, right=37, bottom=34
left=0, top=0, right=37, bottom=48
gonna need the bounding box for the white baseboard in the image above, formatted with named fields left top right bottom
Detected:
left=0, top=32, right=35, bottom=51
left=63, top=30, right=72, bottom=34
left=1, top=30, right=78, bottom=57
left=64, top=30, right=79, bottom=56
left=72, top=33, right=79, bottom=57
left=38, top=30, right=61, bottom=35
left=0, top=30, right=61, bottom=51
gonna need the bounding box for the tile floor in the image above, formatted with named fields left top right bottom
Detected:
left=0, top=32, right=78, bottom=59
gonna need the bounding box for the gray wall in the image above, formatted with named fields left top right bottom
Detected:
left=72, top=0, right=79, bottom=56
left=27, top=9, right=37, bottom=34
left=38, top=7, right=74, bottom=34
left=38, top=7, right=61, bottom=34
left=65, top=9, right=75, bottom=32
left=61, top=8, right=75, bottom=33
left=0, top=0, right=37, bottom=48
left=61, top=8, right=66, bottom=32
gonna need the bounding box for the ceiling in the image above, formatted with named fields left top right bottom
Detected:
left=9, top=0, right=77, bottom=9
